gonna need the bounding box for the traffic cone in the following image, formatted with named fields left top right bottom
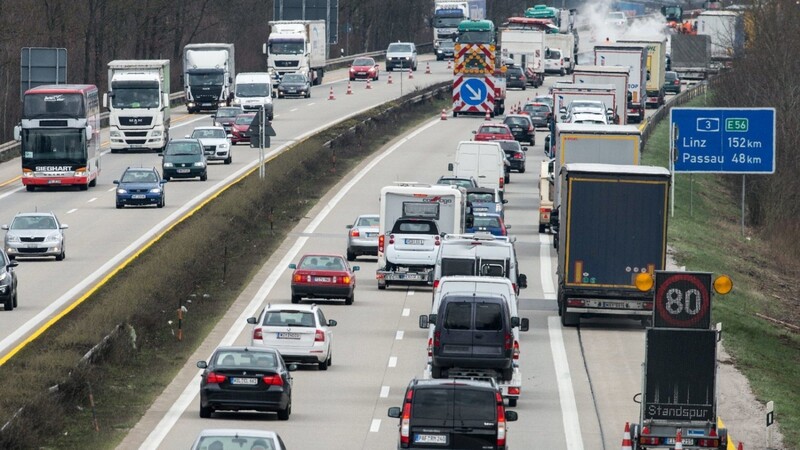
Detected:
left=387, top=74, right=393, bottom=84
left=674, top=430, right=683, bottom=450
left=737, top=443, right=743, bottom=450
left=366, top=78, right=372, bottom=89
left=346, top=82, right=353, bottom=95
left=440, top=109, right=447, bottom=120
left=328, top=86, right=335, bottom=100
left=425, top=62, right=431, bottom=74
left=447, top=60, right=452, bottom=70
left=621, top=422, right=633, bottom=450
left=484, top=109, right=491, bottom=120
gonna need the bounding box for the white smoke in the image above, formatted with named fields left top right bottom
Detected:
left=578, top=0, right=670, bottom=46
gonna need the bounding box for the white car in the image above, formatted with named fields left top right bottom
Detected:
left=247, top=303, right=336, bottom=370
left=605, top=11, right=628, bottom=27
left=188, top=126, right=232, bottom=164
left=191, top=429, right=287, bottom=450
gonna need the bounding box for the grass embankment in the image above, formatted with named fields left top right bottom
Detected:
left=0, top=87, right=451, bottom=449
left=643, top=96, right=800, bottom=449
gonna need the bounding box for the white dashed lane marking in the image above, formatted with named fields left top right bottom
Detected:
left=395, top=331, right=404, bottom=340
left=388, top=356, right=397, bottom=368
left=380, top=386, right=390, bottom=398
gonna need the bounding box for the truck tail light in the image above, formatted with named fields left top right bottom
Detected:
left=378, top=234, right=385, bottom=253
left=206, top=372, right=226, bottom=384
left=499, top=177, right=504, bottom=189
left=504, top=333, right=512, bottom=351
left=253, top=327, right=263, bottom=340
left=427, top=337, right=433, bottom=357
left=315, top=330, right=325, bottom=342
left=496, top=392, right=507, bottom=446
left=433, top=330, right=441, bottom=349
left=508, top=386, right=520, bottom=395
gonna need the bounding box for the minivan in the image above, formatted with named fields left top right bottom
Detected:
left=448, top=141, right=507, bottom=196
left=387, top=378, right=518, bottom=450
left=232, top=72, right=274, bottom=120
left=432, top=235, right=527, bottom=294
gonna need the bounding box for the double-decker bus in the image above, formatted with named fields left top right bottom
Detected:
left=14, top=84, right=101, bottom=191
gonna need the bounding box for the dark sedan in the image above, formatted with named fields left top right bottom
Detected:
left=522, top=102, right=553, bottom=128
left=497, top=139, right=527, bottom=173
left=277, top=73, right=311, bottom=98
left=503, top=114, right=535, bottom=145
left=505, top=66, right=527, bottom=90
left=197, top=346, right=295, bottom=420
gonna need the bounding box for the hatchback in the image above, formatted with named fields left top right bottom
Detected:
left=522, top=102, right=552, bottom=128
left=113, top=167, right=167, bottom=208
left=196, top=346, right=295, bottom=420
left=466, top=187, right=506, bottom=219
left=505, top=66, right=527, bottom=90
left=247, top=303, right=337, bottom=370
left=230, top=113, right=257, bottom=145
left=2, top=212, right=68, bottom=261
left=277, top=73, right=312, bottom=98
left=497, top=140, right=527, bottom=173
left=349, top=57, right=380, bottom=81
left=161, top=138, right=207, bottom=181
left=466, top=213, right=508, bottom=237
left=502, top=114, right=535, bottom=145
left=664, top=71, right=682, bottom=94
left=473, top=123, right=514, bottom=142
left=0, top=249, right=18, bottom=310
left=346, top=214, right=380, bottom=261
left=289, top=254, right=359, bottom=304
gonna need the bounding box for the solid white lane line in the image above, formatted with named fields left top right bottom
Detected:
left=540, top=234, right=556, bottom=299
left=402, top=308, right=410, bottom=317
left=66, top=209, right=78, bottom=214
left=380, top=386, right=390, bottom=398
left=388, top=356, right=398, bottom=368
left=87, top=197, right=97, bottom=203
left=139, top=115, right=444, bottom=450
left=548, top=316, right=584, bottom=450
left=370, top=419, right=381, bottom=432
left=395, top=331, right=404, bottom=340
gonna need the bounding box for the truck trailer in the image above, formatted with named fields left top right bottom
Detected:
left=572, top=65, right=630, bottom=124
left=182, top=43, right=235, bottom=113
left=696, top=11, right=744, bottom=62
left=618, top=38, right=668, bottom=107
left=670, top=34, right=713, bottom=80
left=498, top=23, right=546, bottom=87
left=594, top=44, right=648, bottom=123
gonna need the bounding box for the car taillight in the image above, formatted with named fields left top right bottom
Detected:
left=389, top=234, right=395, bottom=245
left=496, top=392, right=507, bottom=447
left=253, top=327, right=263, bottom=340
left=378, top=234, right=385, bottom=252
left=504, top=333, right=512, bottom=351
left=501, top=223, right=507, bottom=235
left=340, top=275, right=351, bottom=284
left=293, top=274, right=302, bottom=282
left=513, top=340, right=520, bottom=360
left=206, top=372, right=226, bottom=384
left=427, top=337, right=433, bottom=357
left=639, top=426, right=659, bottom=445
left=350, top=228, right=360, bottom=237
left=528, top=125, right=534, bottom=132
left=697, top=438, right=720, bottom=447
left=674, top=80, right=680, bottom=85
left=433, top=330, right=441, bottom=349
left=262, top=374, right=284, bottom=386
left=514, top=152, right=524, bottom=159
left=433, top=279, right=440, bottom=288
left=315, top=330, right=325, bottom=342
left=499, top=177, right=504, bottom=189
left=434, top=235, right=440, bottom=246
left=400, top=391, right=413, bottom=445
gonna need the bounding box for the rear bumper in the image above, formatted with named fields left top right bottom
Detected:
left=563, top=293, right=653, bottom=317
left=201, top=386, right=289, bottom=412
left=432, top=356, right=513, bottom=370
left=291, top=284, right=353, bottom=299
left=376, top=268, right=433, bottom=283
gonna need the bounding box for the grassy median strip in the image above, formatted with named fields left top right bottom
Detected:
left=0, top=88, right=450, bottom=449
left=643, top=96, right=800, bottom=448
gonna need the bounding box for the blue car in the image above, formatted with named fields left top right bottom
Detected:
left=114, top=167, right=167, bottom=209
left=465, top=213, right=508, bottom=237
left=466, top=187, right=507, bottom=220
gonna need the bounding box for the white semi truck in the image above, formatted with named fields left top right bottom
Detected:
left=182, top=43, right=235, bottom=114
left=594, top=44, right=648, bottom=123
left=264, top=20, right=327, bottom=86
left=104, top=60, right=171, bottom=153
left=432, top=1, right=469, bottom=51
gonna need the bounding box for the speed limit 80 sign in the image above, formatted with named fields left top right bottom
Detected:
left=654, top=272, right=713, bottom=329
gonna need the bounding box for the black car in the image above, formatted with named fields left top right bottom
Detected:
left=505, top=66, right=527, bottom=90
left=497, top=140, right=527, bottom=173
left=435, top=40, right=455, bottom=61
left=664, top=71, right=682, bottom=94
left=502, top=114, right=535, bottom=145
left=212, top=106, right=244, bottom=133
left=0, top=249, right=18, bottom=311
left=161, top=139, right=207, bottom=181
left=522, top=102, right=552, bottom=128
left=197, top=346, right=295, bottom=420
left=387, top=378, right=518, bottom=449
left=277, top=73, right=311, bottom=98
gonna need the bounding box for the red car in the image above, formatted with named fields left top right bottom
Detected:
left=473, top=122, right=515, bottom=141
left=349, top=57, right=380, bottom=81
left=289, top=254, right=359, bottom=305
left=230, top=112, right=256, bottom=145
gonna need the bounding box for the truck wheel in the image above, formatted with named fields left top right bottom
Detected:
left=291, top=295, right=301, bottom=304
left=560, top=299, right=579, bottom=327
left=560, top=67, right=566, bottom=76
left=539, top=224, right=546, bottom=233
left=630, top=423, right=640, bottom=450
left=452, top=111, right=458, bottom=118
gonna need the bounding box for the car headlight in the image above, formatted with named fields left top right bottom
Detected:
left=349, top=67, right=355, bottom=72
left=163, top=162, right=174, bottom=168
left=110, top=131, right=122, bottom=137
left=218, top=143, right=228, bottom=149
left=0, top=272, right=6, bottom=282
left=232, top=98, right=240, bottom=105
left=45, top=233, right=62, bottom=243
left=6, top=235, right=19, bottom=243
left=151, top=130, right=162, bottom=137
left=193, top=161, right=206, bottom=167
left=117, top=188, right=127, bottom=194
left=149, top=188, right=162, bottom=193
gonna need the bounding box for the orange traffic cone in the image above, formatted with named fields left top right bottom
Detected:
left=346, top=82, right=353, bottom=95
left=447, top=60, right=452, bottom=69
left=440, top=109, right=447, bottom=120
left=387, top=74, right=393, bottom=84
left=328, top=86, right=335, bottom=100
left=737, top=443, right=743, bottom=450
left=366, top=78, right=372, bottom=89
left=674, top=430, right=683, bottom=450
left=621, top=422, right=633, bottom=450
left=484, top=109, right=491, bottom=120
left=425, top=62, right=431, bottom=74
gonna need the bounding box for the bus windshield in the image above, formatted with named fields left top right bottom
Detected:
left=21, top=129, right=85, bottom=162
left=111, top=83, right=160, bottom=109
left=23, top=93, right=84, bottom=119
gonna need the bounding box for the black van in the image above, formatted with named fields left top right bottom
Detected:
left=387, top=378, right=517, bottom=449
left=420, top=294, right=528, bottom=381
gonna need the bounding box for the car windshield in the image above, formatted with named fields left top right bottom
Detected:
left=468, top=193, right=494, bottom=203
left=356, top=216, right=379, bottom=227
left=352, top=58, right=375, bottom=66
left=391, top=220, right=439, bottom=234
left=504, top=117, right=529, bottom=126
left=165, top=142, right=201, bottom=155
left=235, top=115, right=255, bottom=125
left=214, top=350, right=278, bottom=369
left=388, top=44, right=412, bottom=53
left=192, top=129, right=226, bottom=139
left=236, top=83, right=270, bottom=97
left=282, top=74, right=305, bottom=83
left=525, top=104, right=550, bottom=113
left=474, top=215, right=501, bottom=228
left=215, top=108, right=240, bottom=118
left=299, top=255, right=346, bottom=270
left=546, top=50, right=561, bottom=59
left=11, top=215, right=56, bottom=230
left=570, top=101, right=603, bottom=109
left=263, top=310, right=316, bottom=328
left=121, top=170, right=158, bottom=183
left=665, top=72, right=677, bottom=80
left=438, top=178, right=473, bottom=188
left=197, top=436, right=276, bottom=450
left=535, top=96, right=553, bottom=106
left=478, top=126, right=509, bottom=134
left=507, top=68, right=523, bottom=76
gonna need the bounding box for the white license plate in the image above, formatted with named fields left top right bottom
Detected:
left=230, top=377, right=258, bottom=385
left=131, top=194, right=146, bottom=199
left=288, top=89, right=296, bottom=93
left=177, top=169, right=190, bottom=174
left=358, top=72, right=366, bottom=75
left=48, top=179, right=61, bottom=184
left=278, top=332, right=300, bottom=339
left=665, top=437, right=694, bottom=445
left=25, top=244, right=39, bottom=248
left=130, top=144, right=143, bottom=148
left=315, top=276, right=332, bottom=282
left=405, top=239, right=424, bottom=245
left=414, top=434, right=446, bottom=444
left=400, top=273, right=420, bottom=280
left=366, top=232, right=378, bottom=237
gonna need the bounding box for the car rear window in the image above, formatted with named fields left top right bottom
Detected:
left=497, top=141, right=520, bottom=152
left=478, top=126, right=509, bottom=134
left=299, top=256, right=346, bottom=270
left=441, top=258, right=476, bottom=277
left=357, top=216, right=379, bottom=227
left=474, top=216, right=501, bottom=228
left=454, top=389, right=496, bottom=421
left=665, top=72, right=677, bottom=80
left=475, top=303, right=503, bottom=331
left=504, top=117, right=528, bottom=126
left=479, top=259, right=508, bottom=277
left=412, top=388, right=453, bottom=419
left=263, top=310, right=316, bottom=328
left=525, top=104, right=549, bottom=113
left=444, top=302, right=472, bottom=330
left=468, top=193, right=494, bottom=203
left=197, top=436, right=277, bottom=450
left=391, top=220, right=439, bottom=234
left=412, top=388, right=497, bottom=421
left=214, top=350, right=278, bottom=369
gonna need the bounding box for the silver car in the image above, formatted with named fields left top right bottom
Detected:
left=346, top=214, right=379, bottom=261
left=2, top=212, right=68, bottom=261
left=188, top=126, right=232, bottom=164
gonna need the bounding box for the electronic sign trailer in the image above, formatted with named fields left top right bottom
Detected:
left=629, top=270, right=732, bottom=449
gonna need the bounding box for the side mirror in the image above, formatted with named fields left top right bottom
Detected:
left=160, top=179, right=168, bottom=184
left=60, top=224, right=69, bottom=230
left=184, top=135, right=191, bottom=139
left=419, top=315, right=429, bottom=329
left=328, top=319, right=337, bottom=327
left=502, top=199, right=509, bottom=204
left=13, top=125, right=21, bottom=141
left=287, top=364, right=298, bottom=372
left=511, top=317, right=520, bottom=328
left=113, top=180, right=120, bottom=185
left=505, top=411, right=518, bottom=421
left=246, top=317, right=258, bottom=324
left=346, top=224, right=353, bottom=229
left=288, top=263, right=297, bottom=269
left=447, top=163, right=454, bottom=172
left=560, top=114, right=567, bottom=120
left=505, top=225, right=512, bottom=230
left=522, top=147, right=528, bottom=152
left=518, top=274, right=528, bottom=288
left=196, top=361, right=208, bottom=369
left=520, top=318, right=530, bottom=332
left=471, top=130, right=477, bottom=134
left=388, top=407, right=402, bottom=418
left=559, top=107, right=566, bottom=113
left=352, top=266, right=360, bottom=272
left=8, top=261, right=18, bottom=268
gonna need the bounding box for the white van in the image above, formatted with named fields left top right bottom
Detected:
left=448, top=141, right=507, bottom=195
left=232, top=72, right=274, bottom=120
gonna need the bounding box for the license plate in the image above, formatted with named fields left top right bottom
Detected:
left=278, top=332, right=300, bottom=339
left=512, top=127, right=523, bottom=131
left=132, top=194, right=146, bottom=199
left=48, top=179, right=61, bottom=184
left=405, top=239, right=424, bottom=245
left=366, top=232, right=377, bottom=237
left=26, top=243, right=39, bottom=248
left=177, top=169, right=190, bottom=174
left=288, top=89, right=296, bottom=93
left=230, top=377, right=258, bottom=385
left=665, top=437, right=694, bottom=445
left=314, top=276, right=332, bottom=282
left=130, top=144, right=142, bottom=148
left=400, top=273, right=420, bottom=280
left=202, top=103, right=212, bottom=106
left=358, top=72, right=366, bottom=75
left=414, top=434, right=446, bottom=444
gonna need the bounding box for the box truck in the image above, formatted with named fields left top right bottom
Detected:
left=594, top=45, right=648, bottom=123
left=265, top=20, right=327, bottom=86
left=572, top=65, right=630, bottom=124
left=618, top=38, right=668, bottom=107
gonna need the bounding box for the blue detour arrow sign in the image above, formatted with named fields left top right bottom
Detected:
left=460, top=78, right=488, bottom=107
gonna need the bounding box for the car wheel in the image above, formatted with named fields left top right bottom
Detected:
left=55, top=250, right=65, bottom=261
left=12, top=292, right=17, bottom=308
left=522, top=85, right=526, bottom=91
left=116, top=202, right=123, bottom=209
left=199, top=403, right=212, bottom=418
left=413, top=64, right=418, bottom=71
left=319, top=356, right=329, bottom=371
left=502, top=367, right=513, bottom=382
left=3, top=297, right=12, bottom=311
left=291, top=295, right=301, bottom=304
left=349, top=77, right=355, bottom=81
left=431, top=365, right=443, bottom=379
left=508, top=398, right=518, bottom=407
left=504, top=174, right=510, bottom=184
left=306, top=91, right=311, bottom=98
left=560, top=68, right=566, bottom=76
left=200, top=172, right=208, bottom=181
left=346, top=249, right=356, bottom=261
left=79, top=184, right=88, bottom=191
left=268, top=115, right=274, bottom=121
left=539, top=224, right=546, bottom=233
left=163, top=175, right=170, bottom=181
left=519, top=166, right=526, bottom=174
left=157, top=196, right=165, bottom=208
left=345, top=293, right=354, bottom=305
left=25, top=185, right=35, bottom=192
left=277, top=401, right=291, bottom=420
left=377, top=283, right=386, bottom=290
left=560, top=295, right=579, bottom=327
left=224, top=156, right=232, bottom=165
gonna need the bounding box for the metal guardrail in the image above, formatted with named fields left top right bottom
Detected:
left=640, top=77, right=716, bottom=145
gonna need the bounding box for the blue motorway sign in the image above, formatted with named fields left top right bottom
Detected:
left=460, top=78, right=488, bottom=107
left=671, top=108, right=775, bottom=173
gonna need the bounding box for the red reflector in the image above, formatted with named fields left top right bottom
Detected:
left=206, top=372, right=226, bottom=384
left=427, top=337, right=433, bottom=357
left=639, top=437, right=659, bottom=445
left=253, top=327, right=263, bottom=340
left=644, top=301, right=654, bottom=309
left=567, top=299, right=583, bottom=307
left=514, top=152, right=524, bottom=159
left=508, top=387, right=520, bottom=395
left=315, top=330, right=325, bottom=342
left=433, top=279, right=440, bottom=288
left=499, top=177, right=504, bottom=188
left=262, top=374, right=284, bottom=386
